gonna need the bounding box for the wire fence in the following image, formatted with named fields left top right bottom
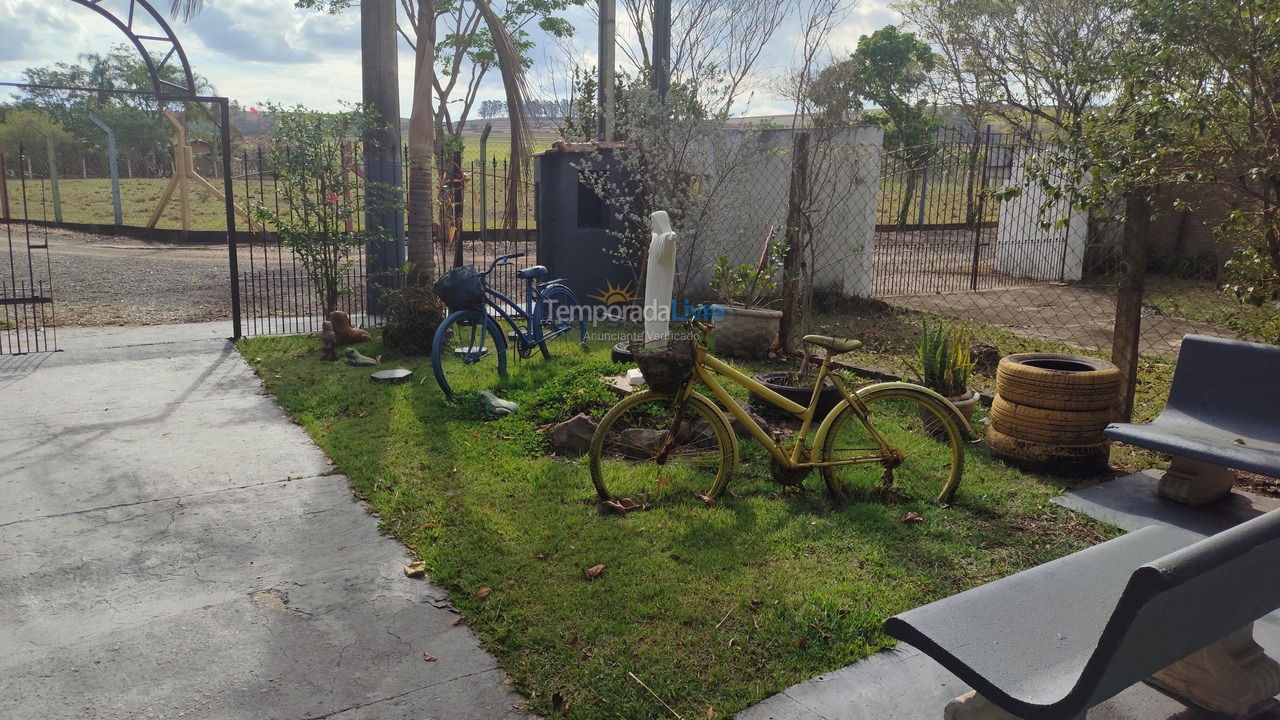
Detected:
left=2, top=107, right=1268, bottom=411
left=593, top=125, right=1261, bottom=423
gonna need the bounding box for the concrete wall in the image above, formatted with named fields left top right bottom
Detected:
left=677, top=126, right=884, bottom=299
left=994, top=147, right=1089, bottom=282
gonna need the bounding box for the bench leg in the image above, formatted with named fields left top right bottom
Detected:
left=943, top=690, right=1085, bottom=720
left=1156, top=455, right=1235, bottom=506
left=1148, top=623, right=1280, bottom=719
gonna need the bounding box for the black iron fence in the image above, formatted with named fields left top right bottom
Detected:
left=231, top=142, right=537, bottom=336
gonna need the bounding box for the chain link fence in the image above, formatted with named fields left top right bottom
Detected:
left=602, top=125, right=1261, bottom=424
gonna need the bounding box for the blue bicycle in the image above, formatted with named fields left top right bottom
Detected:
left=431, top=253, right=588, bottom=399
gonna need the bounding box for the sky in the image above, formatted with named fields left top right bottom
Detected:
left=0, top=0, right=900, bottom=117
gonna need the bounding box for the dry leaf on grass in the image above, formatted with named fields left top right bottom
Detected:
left=901, top=512, right=924, bottom=524
left=603, top=497, right=649, bottom=514
left=583, top=564, right=606, bottom=580
left=403, top=561, right=427, bottom=578
left=474, top=586, right=492, bottom=598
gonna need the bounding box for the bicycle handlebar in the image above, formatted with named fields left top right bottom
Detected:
left=482, top=252, right=526, bottom=276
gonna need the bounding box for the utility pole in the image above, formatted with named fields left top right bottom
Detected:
left=361, top=0, right=406, bottom=315
left=597, top=0, right=616, bottom=140
left=652, top=0, right=671, bottom=104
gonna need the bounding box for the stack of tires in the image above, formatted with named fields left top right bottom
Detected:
left=986, top=353, right=1120, bottom=474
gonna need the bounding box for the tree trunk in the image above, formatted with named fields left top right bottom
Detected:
left=406, top=0, right=437, bottom=287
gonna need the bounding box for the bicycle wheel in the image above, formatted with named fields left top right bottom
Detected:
left=535, top=284, right=588, bottom=359
left=431, top=310, right=507, bottom=400
left=589, top=390, right=738, bottom=507
left=819, top=385, right=965, bottom=505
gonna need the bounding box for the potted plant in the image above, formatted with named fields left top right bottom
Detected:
left=707, top=236, right=784, bottom=359
left=917, top=320, right=979, bottom=421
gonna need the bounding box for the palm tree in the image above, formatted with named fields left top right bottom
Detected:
left=168, top=0, right=204, bottom=22
left=169, top=0, right=531, bottom=288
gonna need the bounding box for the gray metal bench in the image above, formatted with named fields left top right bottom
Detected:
left=884, top=508, right=1280, bottom=719
left=1106, top=334, right=1280, bottom=505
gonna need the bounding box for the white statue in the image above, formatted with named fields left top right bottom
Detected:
left=644, top=210, right=678, bottom=343
left=627, top=211, right=680, bottom=387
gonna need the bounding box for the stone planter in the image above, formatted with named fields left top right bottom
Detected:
left=709, top=304, right=781, bottom=359
left=920, top=389, right=977, bottom=440
left=948, top=389, right=980, bottom=423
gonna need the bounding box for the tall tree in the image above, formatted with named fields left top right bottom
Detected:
left=295, top=0, right=581, bottom=144
left=611, top=0, right=794, bottom=115
left=1070, top=0, right=1280, bottom=341
left=174, top=0, right=534, bottom=287
left=894, top=0, right=1124, bottom=139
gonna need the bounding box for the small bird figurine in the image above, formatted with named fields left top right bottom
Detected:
left=477, top=390, right=519, bottom=417
left=343, top=347, right=382, bottom=366
left=320, top=321, right=337, bottom=361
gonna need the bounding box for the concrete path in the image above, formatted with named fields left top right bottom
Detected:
left=0, top=324, right=527, bottom=720
left=738, top=473, right=1280, bottom=720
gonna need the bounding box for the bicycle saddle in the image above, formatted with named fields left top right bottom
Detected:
left=515, top=265, right=548, bottom=279
left=802, top=334, right=862, bottom=354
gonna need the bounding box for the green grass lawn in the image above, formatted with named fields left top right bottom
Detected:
left=809, top=297, right=1180, bottom=472
left=1144, top=275, right=1276, bottom=341
left=240, top=331, right=1114, bottom=719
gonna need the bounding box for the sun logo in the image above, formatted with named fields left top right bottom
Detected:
left=589, top=280, right=638, bottom=305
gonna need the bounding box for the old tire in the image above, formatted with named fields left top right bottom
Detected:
left=985, top=426, right=1109, bottom=475
left=988, top=396, right=1112, bottom=445
left=995, top=353, right=1120, bottom=412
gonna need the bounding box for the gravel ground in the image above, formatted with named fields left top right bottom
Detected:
left=24, top=227, right=236, bottom=327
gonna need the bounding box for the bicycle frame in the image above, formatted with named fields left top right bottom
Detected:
left=480, top=276, right=571, bottom=355
left=678, top=341, right=898, bottom=471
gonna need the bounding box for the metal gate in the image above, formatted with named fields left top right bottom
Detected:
left=3, top=0, right=237, bottom=354
left=873, top=130, right=1013, bottom=297
left=0, top=149, right=57, bottom=354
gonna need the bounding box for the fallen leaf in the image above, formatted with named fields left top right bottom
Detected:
left=403, top=561, right=427, bottom=578
left=474, top=586, right=492, bottom=598
left=798, top=637, right=810, bottom=649
left=535, top=552, right=548, bottom=561
left=1235, top=438, right=1247, bottom=445
left=603, top=497, right=647, bottom=514
left=698, top=494, right=718, bottom=506
left=584, top=564, right=606, bottom=580
left=656, top=475, right=672, bottom=488
left=422, top=652, right=437, bottom=662
left=552, top=692, right=568, bottom=713
left=901, top=511, right=924, bottom=524
left=564, top=635, right=579, bottom=647
left=452, top=616, right=465, bottom=626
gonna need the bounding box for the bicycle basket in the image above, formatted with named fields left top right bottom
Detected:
left=433, top=265, right=485, bottom=312
left=629, top=336, right=695, bottom=393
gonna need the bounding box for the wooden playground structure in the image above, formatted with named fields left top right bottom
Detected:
left=147, top=110, right=259, bottom=232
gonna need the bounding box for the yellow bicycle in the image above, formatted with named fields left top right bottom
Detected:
left=588, top=322, right=968, bottom=508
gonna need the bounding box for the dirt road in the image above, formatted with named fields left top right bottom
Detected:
left=30, top=227, right=233, bottom=327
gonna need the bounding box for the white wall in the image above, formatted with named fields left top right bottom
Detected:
left=994, top=147, right=1089, bottom=282
left=678, top=126, right=884, bottom=299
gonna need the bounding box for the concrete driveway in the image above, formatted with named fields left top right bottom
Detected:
left=0, top=323, right=527, bottom=719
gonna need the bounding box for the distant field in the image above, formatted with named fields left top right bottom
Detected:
left=5, top=129, right=997, bottom=233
